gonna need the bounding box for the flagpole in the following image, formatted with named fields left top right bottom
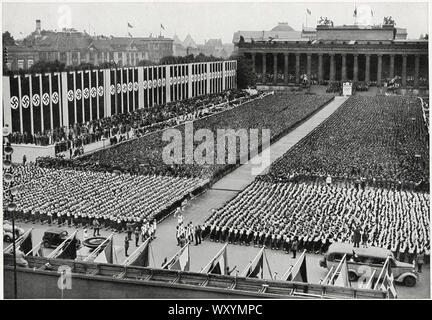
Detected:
left=240, top=246, right=264, bottom=277
left=124, top=237, right=151, bottom=266
left=162, top=241, right=190, bottom=269
left=200, top=242, right=228, bottom=273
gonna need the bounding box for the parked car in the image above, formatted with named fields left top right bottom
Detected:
left=320, top=242, right=418, bottom=287
left=3, top=221, right=25, bottom=242
left=42, top=228, right=81, bottom=249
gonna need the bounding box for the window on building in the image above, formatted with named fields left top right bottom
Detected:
left=27, top=59, right=34, bottom=68
left=17, top=60, right=24, bottom=69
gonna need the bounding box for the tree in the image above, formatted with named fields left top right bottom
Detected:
left=28, top=60, right=66, bottom=73
left=138, top=59, right=155, bottom=66
left=230, top=54, right=257, bottom=89
left=3, top=31, right=15, bottom=46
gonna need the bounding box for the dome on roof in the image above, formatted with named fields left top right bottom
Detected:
left=271, top=23, right=295, bottom=32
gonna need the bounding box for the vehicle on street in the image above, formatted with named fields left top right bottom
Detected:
left=3, top=221, right=25, bottom=242
left=320, top=242, right=418, bottom=287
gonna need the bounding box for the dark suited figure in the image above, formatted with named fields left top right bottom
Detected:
left=134, top=227, right=140, bottom=246
left=353, top=227, right=361, bottom=248
left=124, top=236, right=130, bottom=257
left=291, top=238, right=298, bottom=259
left=197, top=225, right=202, bottom=244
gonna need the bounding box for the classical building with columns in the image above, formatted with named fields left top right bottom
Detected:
left=234, top=21, right=428, bottom=88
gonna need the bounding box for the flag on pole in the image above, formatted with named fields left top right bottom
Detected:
left=353, top=7, right=357, bottom=17
left=370, top=9, right=374, bottom=17
left=201, top=243, right=228, bottom=275
left=127, top=22, right=133, bottom=28
left=283, top=250, right=308, bottom=282
left=333, top=255, right=350, bottom=287
left=57, top=237, right=78, bottom=260
left=160, top=24, right=165, bottom=30
left=128, top=32, right=133, bottom=38
left=94, top=237, right=114, bottom=264
left=167, top=244, right=190, bottom=271
left=19, top=230, right=33, bottom=256
left=306, top=9, right=311, bottom=15
left=163, top=243, right=190, bottom=271
left=241, top=247, right=264, bottom=278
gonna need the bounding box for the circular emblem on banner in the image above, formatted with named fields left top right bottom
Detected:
left=32, top=94, right=40, bottom=106
left=67, top=90, right=74, bottom=101
left=181, top=76, right=185, bottom=83
left=83, top=88, right=90, bottom=99
left=110, top=85, right=115, bottom=95
left=98, top=86, right=104, bottom=96
left=42, top=93, right=50, bottom=105
left=162, top=79, right=166, bottom=86
left=76, top=89, right=82, bottom=100
left=169, top=78, right=173, bottom=85
left=51, top=92, right=59, bottom=104
left=133, top=82, right=139, bottom=91
left=128, top=82, right=133, bottom=91
left=152, top=80, right=157, bottom=87
left=147, top=80, right=152, bottom=89
left=10, top=96, right=19, bottom=109
left=143, top=81, right=148, bottom=89
left=117, top=84, right=121, bottom=93
left=122, top=83, right=127, bottom=93
left=157, top=79, right=161, bottom=87
left=91, top=87, right=97, bottom=98
left=21, top=95, right=30, bottom=109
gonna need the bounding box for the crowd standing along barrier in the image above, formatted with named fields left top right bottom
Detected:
left=2, top=60, right=237, bottom=134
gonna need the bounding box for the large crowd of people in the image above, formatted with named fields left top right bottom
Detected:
left=268, top=96, right=429, bottom=190
left=41, top=94, right=333, bottom=180
left=204, top=180, right=430, bottom=260
left=8, top=89, right=248, bottom=152
left=3, top=164, right=208, bottom=230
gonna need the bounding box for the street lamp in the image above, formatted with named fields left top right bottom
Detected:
left=3, top=127, right=18, bottom=299
left=110, top=60, right=119, bottom=115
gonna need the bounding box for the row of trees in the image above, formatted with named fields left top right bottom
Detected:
left=3, top=54, right=256, bottom=89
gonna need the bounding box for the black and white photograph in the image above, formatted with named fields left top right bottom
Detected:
left=1, top=0, right=430, bottom=304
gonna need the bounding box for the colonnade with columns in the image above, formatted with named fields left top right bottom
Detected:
left=246, top=51, right=428, bottom=87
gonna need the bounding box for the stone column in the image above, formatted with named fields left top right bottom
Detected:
left=365, top=54, right=370, bottom=83
left=306, top=54, right=312, bottom=82
left=273, top=53, right=278, bottom=84
left=251, top=53, right=256, bottom=74
left=329, top=54, right=335, bottom=81
left=353, top=54, right=359, bottom=82
left=295, top=53, right=300, bottom=84
left=262, top=53, right=267, bottom=83
left=318, top=54, right=323, bottom=83
left=402, top=54, right=407, bottom=87
left=341, top=53, right=347, bottom=82
left=377, top=54, right=382, bottom=86
left=389, top=54, right=395, bottom=79
left=414, top=55, right=420, bottom=87
left=284, top=53, right=289, bottom=84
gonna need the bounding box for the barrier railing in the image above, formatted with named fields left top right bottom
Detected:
left=3, top=254, right=389, bottom=299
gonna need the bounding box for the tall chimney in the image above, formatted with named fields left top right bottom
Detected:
left=36, top=19, right=41, bottom=34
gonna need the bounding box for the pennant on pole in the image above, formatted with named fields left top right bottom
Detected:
left=200, top=243, right=228, bottom=275
left=19, top=230, right=33, bottom=256
left=124, top=238, right=151, bottom=267
left=282, top=250, right=308, bottom=283
left=163, top=243, right=190, bottom=271
left=241, top=247, right=264, bottom=278
left=333, top=255, right=350, bottom=287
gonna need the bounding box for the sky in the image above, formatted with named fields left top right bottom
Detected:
left=2, top=1, right=429, bottom=44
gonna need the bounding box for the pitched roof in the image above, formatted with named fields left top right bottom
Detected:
left=271, top=23, right=295, bottom=32
left=183, top=34, right=197, bottom=48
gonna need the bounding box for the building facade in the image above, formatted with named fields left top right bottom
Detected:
left=234, top=21, right=428, bottom=88
left=5, top=20, right=174, bottom=71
